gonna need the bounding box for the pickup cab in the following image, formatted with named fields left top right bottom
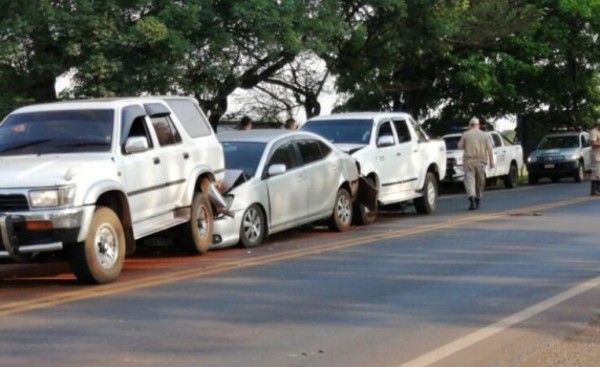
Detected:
left=442, top=130, right=524, bottom=188
left=0, top=96, right=227, bottom=284
left=301, top=112, right=446, bottom=224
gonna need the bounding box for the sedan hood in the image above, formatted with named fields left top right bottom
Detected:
left=219, top=169, right=251, bottom=194
left=0, top=154, right=113, bottom=188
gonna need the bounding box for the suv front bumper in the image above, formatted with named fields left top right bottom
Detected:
left=0, top=208, right=87, bottom=261
left=527, top=160, right=578, bottom=177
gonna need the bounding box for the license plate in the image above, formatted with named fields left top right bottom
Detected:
left=544, top=164, right=555, bottom=169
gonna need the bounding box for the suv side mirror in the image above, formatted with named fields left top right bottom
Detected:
left=125, top=136, right=149, bottom=154
left=377, top=135, right=395, bottom=147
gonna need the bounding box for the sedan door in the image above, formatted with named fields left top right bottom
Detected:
left=295, top=138, right=338, bottom=218
left=264, top=140, right=309, bottom=231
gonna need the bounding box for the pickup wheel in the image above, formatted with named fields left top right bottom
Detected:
left=239, top=204, right=266, bottom=248
left=329, top=188, right=352, bottom=232
left=66, top=207, right=125, bottom=284
left=352, top=177, right=378, bottom=225
left=574, top=161, right=584, bottom=182
left=503, top=163, right=519, bottom=188
left=183, top=192, right=213, bottom=254
left=414, top=172, right=438, bottom=215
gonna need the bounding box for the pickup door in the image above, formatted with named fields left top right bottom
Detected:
left=391, top=118, right=420, bottom=191
left=489, top=131, right=508, bottom=177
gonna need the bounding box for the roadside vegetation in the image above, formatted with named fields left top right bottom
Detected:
left=1, top=0, right=600, bottom=142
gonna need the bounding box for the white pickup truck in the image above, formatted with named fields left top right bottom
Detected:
left=301, top=112, right=446, bottom=223
left=0, top=96, right=228, bottom=284
left=442, top=130, right=524, bottom=188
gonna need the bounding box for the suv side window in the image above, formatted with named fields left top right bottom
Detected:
left=296, top=139, right=323, bottom=164
left=150, top=116, right=182, bottom=146
left=392, top=119, right=411, bottom=143
left=164, top=98, right=212, bottom=137
left=121, top=106, right=154, bottom=154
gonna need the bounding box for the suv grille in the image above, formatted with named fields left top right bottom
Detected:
left=0, top=194, right=29, bottom=211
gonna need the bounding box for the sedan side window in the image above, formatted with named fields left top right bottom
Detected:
left=268, top=142, right=298, bottom=170
left=297, top=139, right=324, bottom=164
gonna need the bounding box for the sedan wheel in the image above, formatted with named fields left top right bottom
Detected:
left=240, top=204, right=266, bottom=248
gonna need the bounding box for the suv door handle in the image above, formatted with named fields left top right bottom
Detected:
left=183, top=152, right=189, bottom=159
left=153, top=157, right=160, bottom=164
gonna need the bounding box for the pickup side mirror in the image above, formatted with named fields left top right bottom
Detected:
left=377, top=135, right=395, bottom=147
left=125, top=136, right=149, bottom=154
left=267, top=164, right=287, bottom=177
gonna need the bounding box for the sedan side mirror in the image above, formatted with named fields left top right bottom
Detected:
left=377, top=135, right=395, bottom=147
left=267, top=164, right=287, bottom=177
left=125, top=136, right=149, bottom=154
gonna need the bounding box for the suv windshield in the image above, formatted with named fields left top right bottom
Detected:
left=221, top=141, right=266, bottom=178
left=0, top=109, right=113, bottom=156
left=301, top=119, right=372, bottom=144
left=538, top=135, right=578, bottom=150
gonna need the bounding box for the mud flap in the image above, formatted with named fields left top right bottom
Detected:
left=357, top=176, right=378, bottom=211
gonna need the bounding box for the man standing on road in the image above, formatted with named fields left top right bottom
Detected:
left=590, top=119, right=600, bottom=196
left=458, top=117, right=495, bottom=210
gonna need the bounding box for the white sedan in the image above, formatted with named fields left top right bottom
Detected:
left=214, top=129, right=360, bottom=248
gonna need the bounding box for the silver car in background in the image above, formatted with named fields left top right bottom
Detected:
left=526, top=131, right=591, bottom=184
left=213, top=130, right=360, bottom=249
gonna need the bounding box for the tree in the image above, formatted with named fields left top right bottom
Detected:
left=231, top=51, right=334, bottom=123
left=329, top=0, right=540, bottom=119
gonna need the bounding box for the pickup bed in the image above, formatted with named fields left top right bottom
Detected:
left=301, top=112, right=446, bottom=224
left=442, top=130, right=524, bottom=188
left=0, top=96, right=227, bottom=284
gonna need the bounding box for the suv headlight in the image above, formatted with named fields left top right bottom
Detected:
left=29, top=186, right=76, bottom=208
left=527, top=156, right=537, bottom=163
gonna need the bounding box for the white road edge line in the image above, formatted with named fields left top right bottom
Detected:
left=398, top=275, right=600, bottom=367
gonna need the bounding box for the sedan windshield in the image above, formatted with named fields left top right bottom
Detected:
left=301, top=119, right=372, bottom=144
left=221, top=141, right=266, bottom=178
left=0, top=110, right=113, bottom=156
left=537, top=136, right=578, bottom=150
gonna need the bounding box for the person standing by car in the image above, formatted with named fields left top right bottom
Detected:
left=284, top=118, right=297, bottom=130
left=239, top=116, right=253, bottom=130
left=458, top=117, right=495, bottom=210
left=590, top=119, right=600, bottom=195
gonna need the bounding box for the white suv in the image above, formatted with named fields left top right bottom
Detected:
left=0, top=97, right=226, bottom=284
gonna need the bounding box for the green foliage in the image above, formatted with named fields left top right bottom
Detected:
left=0, top=0, right=599, bottom=137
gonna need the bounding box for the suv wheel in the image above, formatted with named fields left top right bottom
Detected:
left=66, top=207, right=125, bottom=284
left=183, top=192, right=213, bottom=254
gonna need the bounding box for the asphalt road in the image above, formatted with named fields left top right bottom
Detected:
left=1, top=181, right=599, bottom=367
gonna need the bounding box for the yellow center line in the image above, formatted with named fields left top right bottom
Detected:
left=0, top=195, right=595, bottom=318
